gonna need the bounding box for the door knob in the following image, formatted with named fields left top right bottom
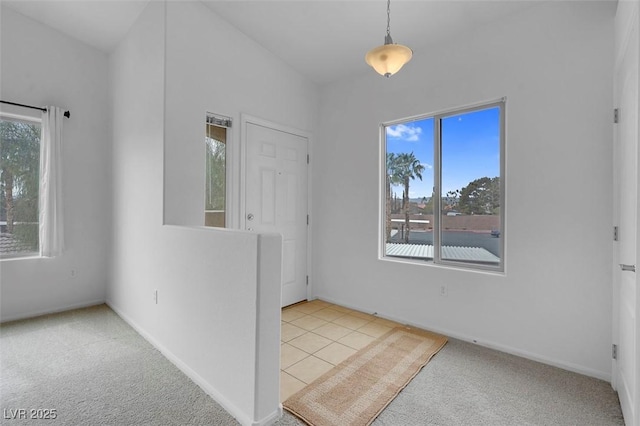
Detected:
left=247, top=213, right=254, bottom=221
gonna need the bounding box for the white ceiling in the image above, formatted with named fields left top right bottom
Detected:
left=3, top=1, right=150, bottom=53
left=4, top=0, right=545, bottom=84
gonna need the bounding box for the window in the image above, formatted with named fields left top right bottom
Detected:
left=383, top=99, right=505, bottom=271
left=0, top=116, right=41, bottom=258
left=205, top=113, right=230, bottom=228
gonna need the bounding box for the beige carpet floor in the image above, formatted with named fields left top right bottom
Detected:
left=0, top=304, right=624, bottom=425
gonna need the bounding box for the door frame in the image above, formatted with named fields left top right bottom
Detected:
left=612, top=2, right=640, bottom=425
left=239, top=114, right=313, bottom=302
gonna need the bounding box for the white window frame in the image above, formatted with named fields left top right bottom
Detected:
left=379, top=98, right=506, bottom=273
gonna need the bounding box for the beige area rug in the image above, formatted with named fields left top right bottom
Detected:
left=283, top=326, right=448, bottom=426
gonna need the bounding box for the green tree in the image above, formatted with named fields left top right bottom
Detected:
left=418, top=196, right=434, bottom=215
left=0, top=120, right=40, bottom=246
left=392, top=152, right=424, bottom=243
left=458, top=176, right=500, bottom=215
left=445, top=189, right=460, bottom=211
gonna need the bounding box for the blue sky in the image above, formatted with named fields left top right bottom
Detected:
left=386, top=107, right=500, bottom=199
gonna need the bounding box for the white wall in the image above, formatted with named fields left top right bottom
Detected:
left=163, top=1, right=318, bottom=227
left=108, top=2, right=315, bottom=425
left=0, top=7, right=111, bottom=321
left=312, top=1, right=615, bottom=380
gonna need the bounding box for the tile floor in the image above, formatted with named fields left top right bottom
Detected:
left=280, top=299, right=402, bottom=402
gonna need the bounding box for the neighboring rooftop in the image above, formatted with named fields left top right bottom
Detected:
left=386, top=243, right=500, bottom=264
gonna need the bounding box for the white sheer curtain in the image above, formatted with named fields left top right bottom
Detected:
left=39, top=106, right=65, bottom=257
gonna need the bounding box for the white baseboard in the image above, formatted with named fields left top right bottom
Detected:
left=316, top=295, right=611, bottom=382
left=106, top=300, right=258, bottom=426
left=0, top=298, right=106, bottom=323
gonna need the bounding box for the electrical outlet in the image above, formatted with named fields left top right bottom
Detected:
left=153, top=290, right=158, bottom=304
left=440, top=285, right=448, bottom=297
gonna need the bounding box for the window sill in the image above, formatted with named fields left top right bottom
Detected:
left=0, top=254, right=42, bottom=262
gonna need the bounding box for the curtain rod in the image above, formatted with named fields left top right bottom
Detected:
left=0, top=100, right=70, bottom=118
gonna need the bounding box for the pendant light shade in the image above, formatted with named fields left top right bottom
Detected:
left=365, top=0, right=412, bottom=77
left=365, top=40, right=413, bottom=78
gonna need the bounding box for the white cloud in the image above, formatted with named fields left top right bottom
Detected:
left=386, top=124, right=422, bottom=142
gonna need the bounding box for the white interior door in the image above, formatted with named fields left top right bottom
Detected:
left=613, top=2, right=639, bottom=425
left=244, top=121, right=308, bottom=307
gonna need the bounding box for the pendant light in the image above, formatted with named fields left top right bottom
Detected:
left=365, top=0, right=413, bottom=78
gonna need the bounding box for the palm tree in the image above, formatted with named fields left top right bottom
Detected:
left=385, top=153, right=400, bottom=242
left=393, top=152, right=424, bottom=243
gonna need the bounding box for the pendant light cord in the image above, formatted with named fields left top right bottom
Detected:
left=386, top=0, right=391, bottom=36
